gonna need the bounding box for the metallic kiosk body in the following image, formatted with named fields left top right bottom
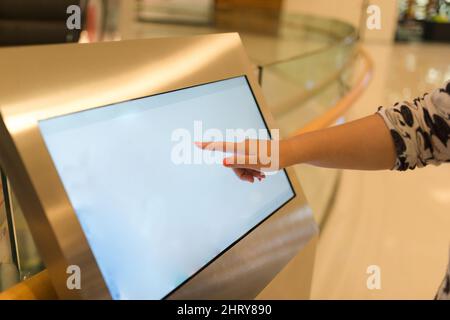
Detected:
left=0, top=34, right=318, bottom=299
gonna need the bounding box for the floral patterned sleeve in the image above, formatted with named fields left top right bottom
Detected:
left=377, top=80, right=450, bottom=171
left=377, top=81, right=450, bottom=300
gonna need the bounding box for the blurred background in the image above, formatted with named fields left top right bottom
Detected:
left=0, top=0, right=449, bottom=299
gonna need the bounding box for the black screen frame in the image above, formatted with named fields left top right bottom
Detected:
left=38, top=75, right=297, bottom=300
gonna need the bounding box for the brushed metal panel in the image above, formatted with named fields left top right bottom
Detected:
left=0, top=34, right=317, bottom=299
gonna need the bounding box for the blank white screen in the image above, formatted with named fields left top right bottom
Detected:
left=39, top=76, right=294, bottom=299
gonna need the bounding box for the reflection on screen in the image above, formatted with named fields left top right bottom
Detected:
left=38, top=76, right=295, bottom=299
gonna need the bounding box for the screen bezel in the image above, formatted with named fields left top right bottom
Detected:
left=38, top=75, right=296, bottom=300
left=0, top=34, right=313, bottom=300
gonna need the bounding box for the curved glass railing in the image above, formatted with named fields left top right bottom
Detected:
left=285, top=50, right=373, bottom=231
left=0, top=12, right=361, bottom=294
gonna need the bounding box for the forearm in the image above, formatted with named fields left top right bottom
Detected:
left=283, top=114, right=396, bottom=170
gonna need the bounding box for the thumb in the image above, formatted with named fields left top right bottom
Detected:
left=223, top=155, right=261, bottom=170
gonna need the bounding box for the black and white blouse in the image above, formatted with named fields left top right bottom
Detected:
left=377, top=80, right=450, bottom=300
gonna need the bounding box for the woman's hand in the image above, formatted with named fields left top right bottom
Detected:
left=195, top=139, right=291, bottom=183
left=194, top=115, right=398, bottom=183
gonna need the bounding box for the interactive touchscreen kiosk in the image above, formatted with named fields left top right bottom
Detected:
left=0, top=34, right=317, bottom=299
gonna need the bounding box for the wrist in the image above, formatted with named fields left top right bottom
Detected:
left=278, top=138, right=296, bottom=169
left=281, top=135, right=310, bottom=168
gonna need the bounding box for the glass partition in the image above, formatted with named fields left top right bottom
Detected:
left=0, top=172, right=19, bottom=291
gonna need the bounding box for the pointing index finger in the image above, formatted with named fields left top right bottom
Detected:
left=194, top=141, right=238, bottom=153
